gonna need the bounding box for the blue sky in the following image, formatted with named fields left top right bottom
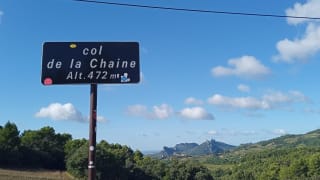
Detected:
left=1, top=0, right=320, bottom=151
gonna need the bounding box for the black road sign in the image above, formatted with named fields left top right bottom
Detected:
left=42, top=42, right=140, bottom=85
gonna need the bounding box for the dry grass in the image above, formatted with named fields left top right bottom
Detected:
left=0, top=168, right=74, bottom=180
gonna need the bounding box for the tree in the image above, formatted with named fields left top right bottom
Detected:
left=133, top=150, right=143, bottom=163
left=164, top=160, right=213, bottom=180
left=64, top=138, right=87, bottom=160
left=194, top=171, right=214, bottom=180
left=135, top=156, right=163, bottom=179
left=0, top=121, right=20, bottom=166
left=0, top=121, right=20, bottom=151
left=233, top=170, right=255, bottom=180
left=66, top=141, right=89, bottom=179
left=309, top=153, right=320, bottom=176
left=259, top=162, right=280, bottom=180
left=96, top=141, right=137, bottom=179
left=290, top=159, right=308, bottom=178
left=66, top=140, right=168, bottom=180
left=20, top=126, right=72, bottom=169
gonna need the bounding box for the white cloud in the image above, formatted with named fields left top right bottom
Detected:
left=208, top=94, right=269, bottom=110
left=263, top=90, right=308, bottom=104
left=211, top=56, right=270, bottom=79
left=151, top=104, right=173, bottom=119
left=179, top=107, right=214, bottom=120
left=263, top=92, right=292, bottom=104
left=207, top=130, right=217, bottom=135
left=127, top=104, right=214, bottom=120
left=274, top=24, right=320, bottom=62
left=274, top=0, right=320, bottom=63
left=96, top=116, right=107, bottom=122
left=237, top=84, right=251, bottom=93
left=184, top=97, right=204, bottom=105
left=85, top=115, right=108, bottom=123
left=208, top=90, right=308, bottom=110
left=35, top=103, right=107, bottom=123
left=286, top=0, right=320, bottom=25
left=126, top=104, right=173, bottom=120
left=273, top=129, right=287, bottom=135
left=35, top=103, right=86, bottom=122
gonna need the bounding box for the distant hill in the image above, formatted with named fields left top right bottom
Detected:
left=232, top=129, right=320, bottom=155
left=152, top=129, right=320, bottom=159
left=153, top=139, right=236, bottom=158
left=202, top=129, right=320, bottom=180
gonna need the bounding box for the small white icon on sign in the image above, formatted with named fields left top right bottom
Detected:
left=121, top=73, right=131, bottom=83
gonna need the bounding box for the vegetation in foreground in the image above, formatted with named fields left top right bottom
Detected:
left=2, top=121, right=320, bottom=179
left=0, top=121, right=213, bottom=179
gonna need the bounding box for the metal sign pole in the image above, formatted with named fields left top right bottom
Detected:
left=88, top=84, right=97, bottom=180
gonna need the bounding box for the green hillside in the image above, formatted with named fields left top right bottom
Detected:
left=229, top=129, right=320, bottom=157
left=202, top=129, right=320, bottom=180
